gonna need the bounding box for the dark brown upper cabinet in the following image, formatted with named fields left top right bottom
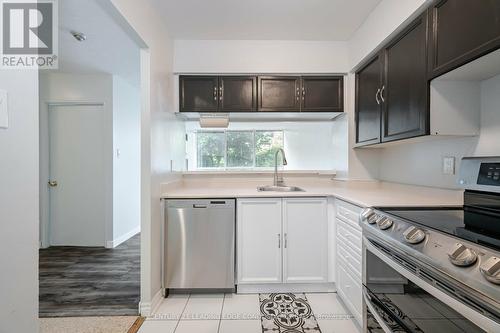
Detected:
left=355, top=13, right=429, bottom=146
left=258, top=76, right=301, bottom=112
left=428, top=0, right=500, bottom=79
left=179, top=76, right=219, bottom=112
left=355, top=56, right=383, bottom=146
left=179, top=75, right=257, bottom=112
left=301, top=76, right=344, bottom=112
left=180, top=75, right=344, bottom=113
left=219, top=76, right=257, bottom=112
left=382, top=14, right=429, bottom=142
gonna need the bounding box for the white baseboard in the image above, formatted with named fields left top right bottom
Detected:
left=139, top=289, right=164, bottom=317
left=106, top=226, right=140, bottom=248
left=237, top=283, right=336, bottom=294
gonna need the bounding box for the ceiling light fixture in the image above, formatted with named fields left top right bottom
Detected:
left=71, top=31, right=87, bottom=42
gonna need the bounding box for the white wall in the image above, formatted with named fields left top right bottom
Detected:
left=174, top=40, right=350, bottom=73
left=185, top=121, right=342, bottom=171
left=112, top=76, right=141, bottom=245
left=378, top=74, right=500, bottom=188
left=476, top=74, right=500, bottom=156
left=39, top=73, right=114, bottom=248
left=109, top=0, right=185, bottom=314
left=0, top=72, right=39, bottom=332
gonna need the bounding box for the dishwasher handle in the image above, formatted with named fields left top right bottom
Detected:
left=193, top=204, right=208, bottom=209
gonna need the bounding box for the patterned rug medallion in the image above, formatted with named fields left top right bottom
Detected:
left=259, top=293, right=322, bottom=332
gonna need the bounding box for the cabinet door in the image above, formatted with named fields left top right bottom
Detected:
left=237, top=199, right=282, bottom=284
left=258, top=76, right=301, bottom=112
left=179, top=76, right=219, bottom=112
left=219, top=76, right=257, bottom=112
left=428, top=0, right=500, bottom=78
left=283, top=198, right=328, bottom=283
left=355, top=55, right=383, bottom=146
left=382, top=14, right=429, bottom=142
left=301, top=76, right=344, bottom=112
left=337, top=263, right=363, bottom=326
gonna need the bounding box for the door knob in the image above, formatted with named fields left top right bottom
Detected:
left=48, top=180, right=58, bottom=187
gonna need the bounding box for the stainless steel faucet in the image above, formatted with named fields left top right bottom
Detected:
left=273, top=148, right=288, bottom=186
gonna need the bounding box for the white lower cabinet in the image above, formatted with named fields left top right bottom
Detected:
left=335, top=199, right=364, bottom=327
left=283, top=198, right=328, bottom=283
left=237, top=197, right=328, bottom=285
left=237, top=198, right=282, bottom=284
left=337, top=263, right=363, bottom=323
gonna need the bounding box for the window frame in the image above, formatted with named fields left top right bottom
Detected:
left=194, top=129, right=284, bottom=170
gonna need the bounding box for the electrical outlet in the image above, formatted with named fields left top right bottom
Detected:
left=443, top=156, right=456, bottom=175
left=0, top=89, right=8, bottom=129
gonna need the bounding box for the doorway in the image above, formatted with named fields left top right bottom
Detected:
left=38, top=0, right=146, bottom=319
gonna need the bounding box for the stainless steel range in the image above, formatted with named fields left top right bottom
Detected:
left=360, top=157, right=500, bottom=332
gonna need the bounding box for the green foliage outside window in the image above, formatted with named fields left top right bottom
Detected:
left=196, top=130, right=284, bottom=169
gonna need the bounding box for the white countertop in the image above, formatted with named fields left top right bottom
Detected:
left=161, top=179, right=464, bottom=208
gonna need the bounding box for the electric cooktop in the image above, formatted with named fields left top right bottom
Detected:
left=382, top=205, right=500, bottom=250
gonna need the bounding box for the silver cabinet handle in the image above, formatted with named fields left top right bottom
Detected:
left=302, top=87, right=305, bottom=100
left=219, top=86, right=223, bottom=101
left=380, top=85, right=385, bottom=103
left=375, top=88, right=381, bottom=105
left=213, top=86, right=217, bottom=101
left=278, top=234, right=281, bottom=248
left=284, top=233, right=288, bottom=248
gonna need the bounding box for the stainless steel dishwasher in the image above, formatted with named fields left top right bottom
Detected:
left=164, top=199, right=235, bottom=291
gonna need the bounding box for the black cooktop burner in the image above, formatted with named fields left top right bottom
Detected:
left=380, top=206, right=500, bottom=251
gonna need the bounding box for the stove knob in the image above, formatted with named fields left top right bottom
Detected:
left=377, top=217, right=393, bottom=230
left=367, top=214, right=378, bottom=225
left=480, top=257, right=500, bottom=285
left=403, top=226, right=426, bottom=244
left=360, top=208, right=375, bottom=223
left=448, top=243, right=478, bottom=267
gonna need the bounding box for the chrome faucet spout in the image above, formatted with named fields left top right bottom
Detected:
left=274, top=148, right=287, bottom=186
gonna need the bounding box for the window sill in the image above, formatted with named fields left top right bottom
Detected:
left=182, top=170, right=337, bottom=176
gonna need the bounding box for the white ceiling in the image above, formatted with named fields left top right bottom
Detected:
left=57, top=0, right=141, bottom=85
left=151, top=0, right=381, bottom=41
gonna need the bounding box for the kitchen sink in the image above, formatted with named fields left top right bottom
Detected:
left=257, top=185, right=305, bottom=192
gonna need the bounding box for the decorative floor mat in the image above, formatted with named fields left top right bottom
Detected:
left=259, top=293, right=322, bottom=332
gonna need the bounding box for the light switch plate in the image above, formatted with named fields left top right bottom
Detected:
left=443, top=156, right=456, bottom=175
left=0, top=89, right=8, bottom=129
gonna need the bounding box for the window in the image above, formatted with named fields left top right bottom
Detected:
left=196, top=130, right=284, bottom=169
left=197, top=131, right=225, bottom=168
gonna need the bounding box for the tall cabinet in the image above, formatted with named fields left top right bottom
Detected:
left=355, top=13, right=429, bottom=146
left=382, top=15, right=428, bottom=142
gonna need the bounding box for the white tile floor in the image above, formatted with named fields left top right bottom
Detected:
left=139, top=293, right=361, bottom=333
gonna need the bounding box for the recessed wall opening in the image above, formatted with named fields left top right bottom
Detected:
left=38, top=0, right=146, bottom=321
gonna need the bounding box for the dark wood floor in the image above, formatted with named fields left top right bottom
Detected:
left=39, top=234, right=140, bottom=317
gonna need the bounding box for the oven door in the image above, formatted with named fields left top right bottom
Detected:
left=362, top=235, right=499, bottom=333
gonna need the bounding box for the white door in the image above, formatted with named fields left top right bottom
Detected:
left=237, top=198, right=282, bottom=284
left=283, top=198, right=328, bottom=283
left=48, top=105, right=107, bottom=246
